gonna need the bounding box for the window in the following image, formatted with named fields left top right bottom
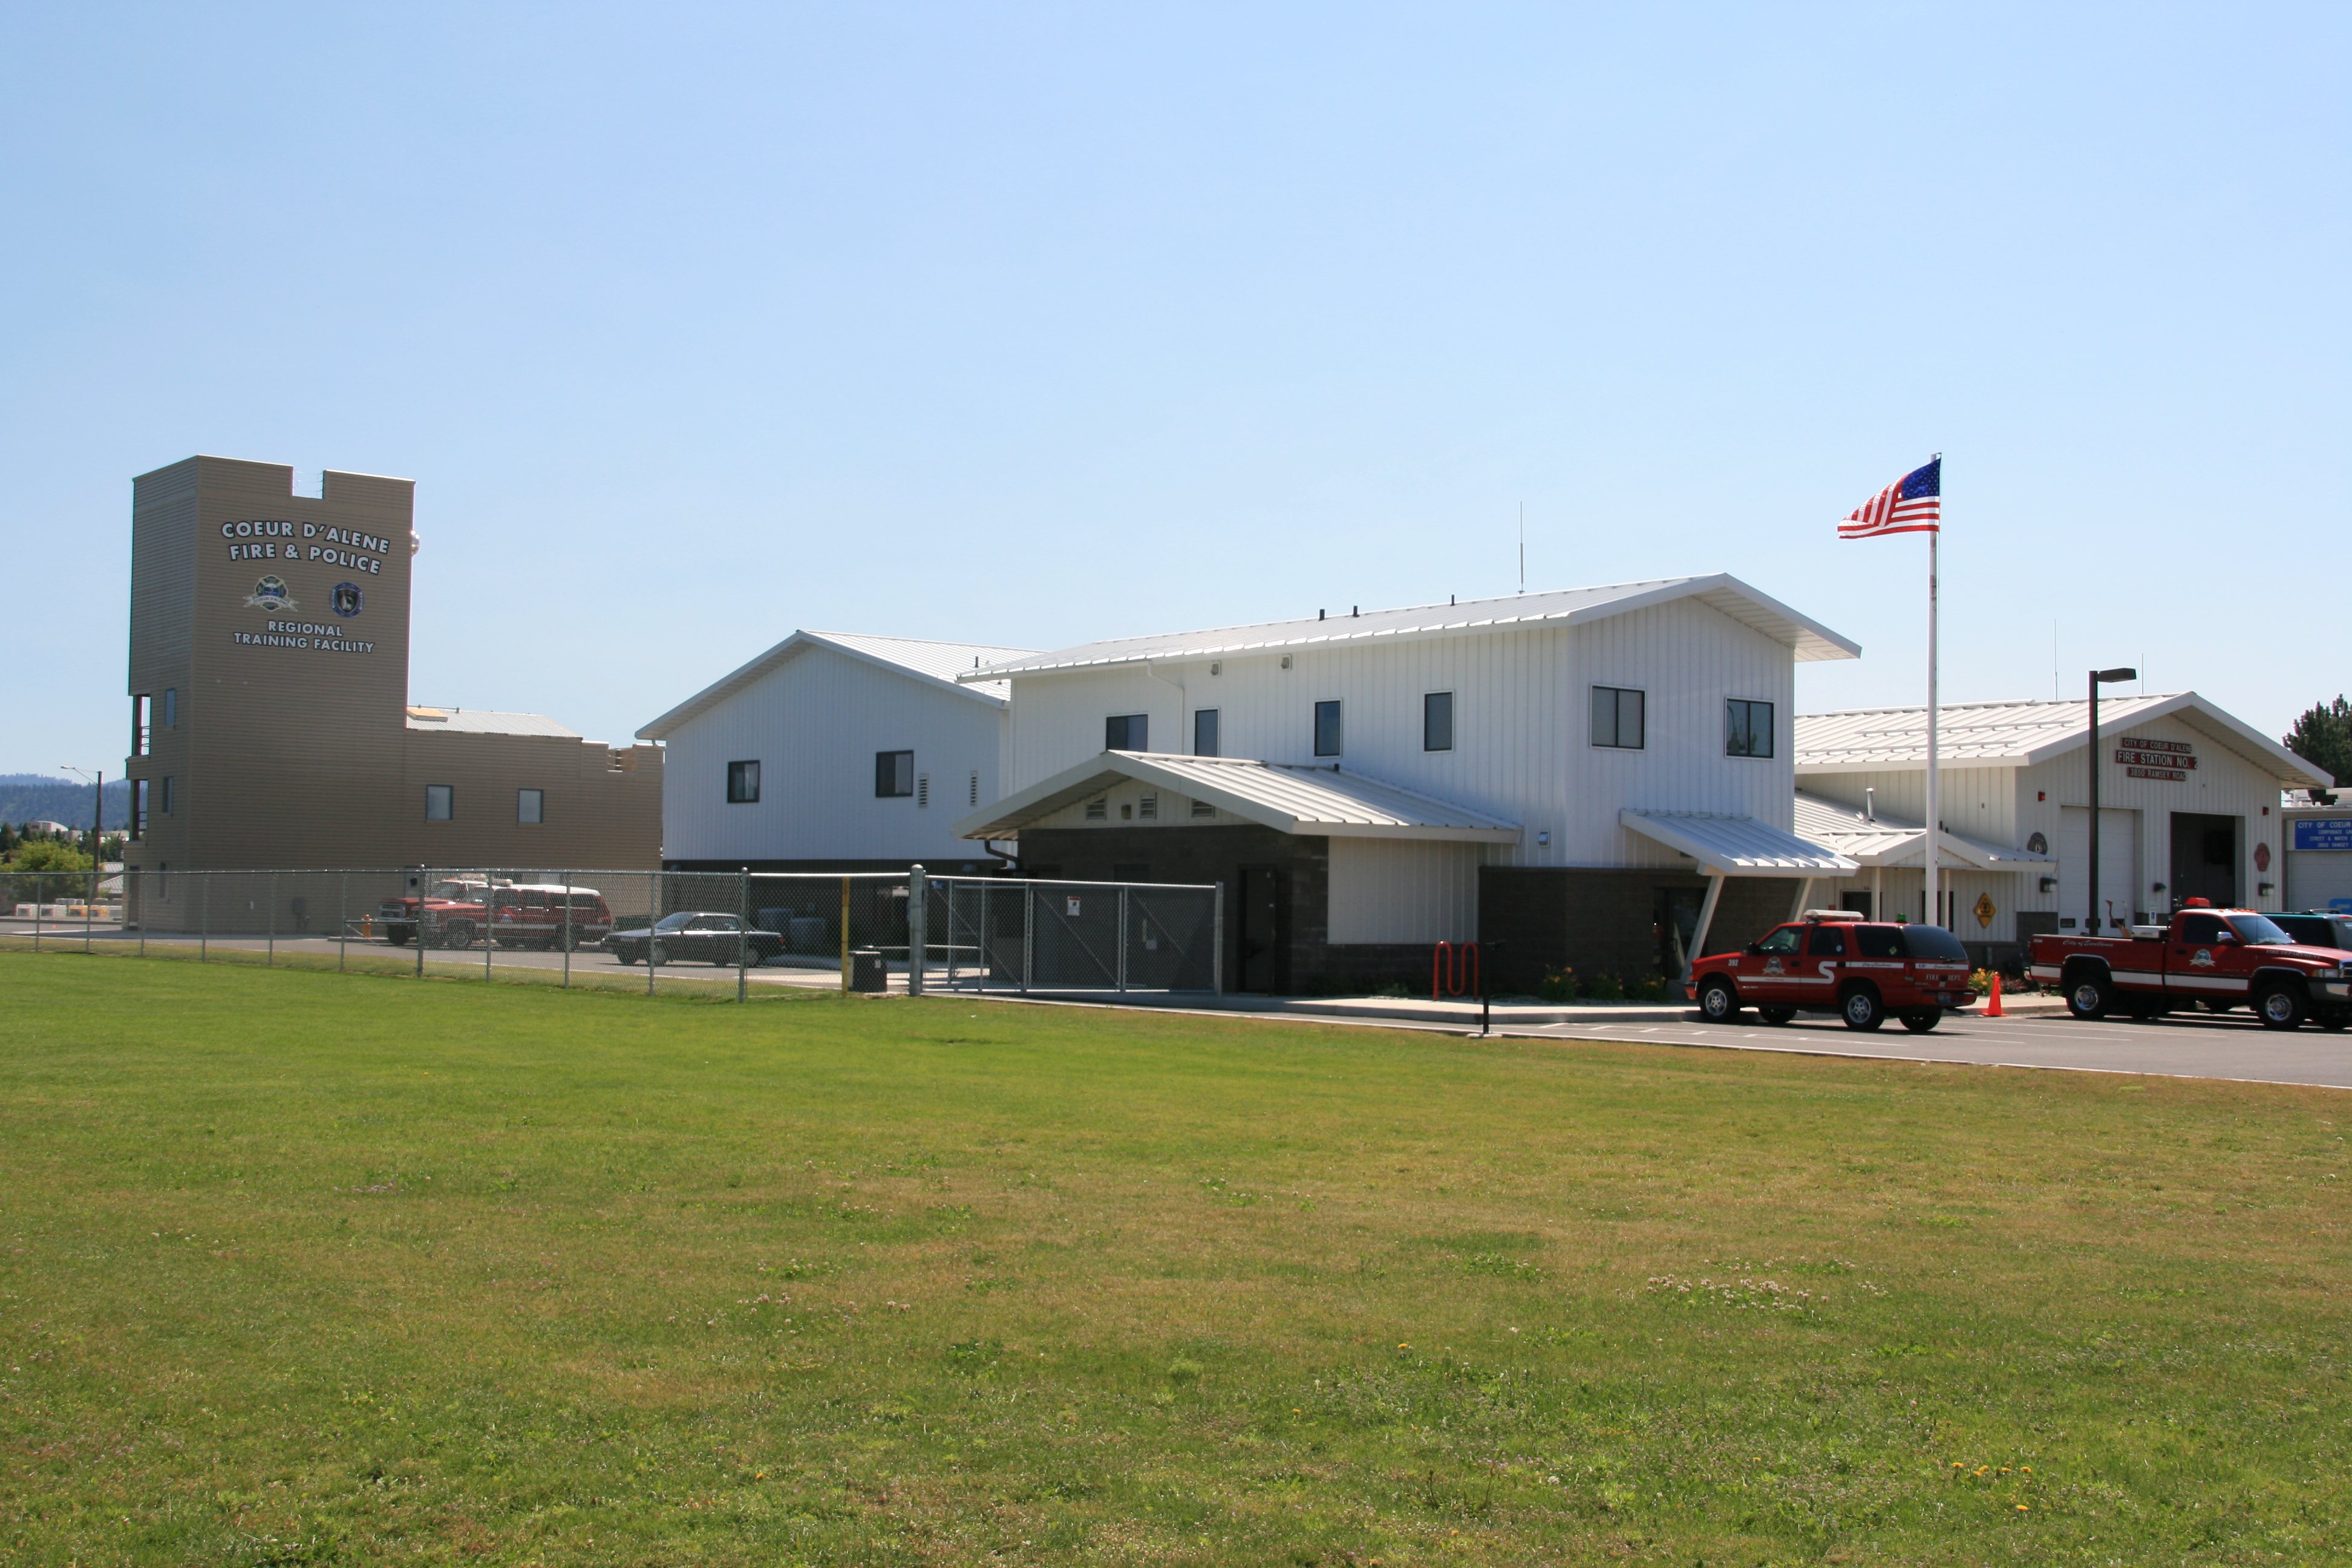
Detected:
left=1901, top=924, right=1971, bottom=961
left=132, top=694, right=151, bottom=757
left=1855, top=926, right=1906, bottom=959
left=130, top=779, right=148, bottom=840
left=517, top=788, right=544, bottom=825
left=1423, top=691, right=1454, bottom=752
left=1314, top=700, right=1343, bottom=757
left=425, top=785, right=454, bottom=821
left=917, top=773, right=930, bottom=808
left=1105, top=714, right=1148, bottom=751
left=875, top=751, right=913, bottom=797
left=2178, top=913, right=2229, bottom=944
left=1808, top=924, right=1847, bottom=957
left=1191, top=799, right=1216, bottom=819
left=1085, top=799, right=1108, bottom=821
left=726, top=760, right=760, bottom=803
left=1138, top=794, right=1157, bottom=820
left=1725, top=699, right=1775, bottom=758
left=160, top=776, right=174, bottom=815
left=1194, top=708, right=1220, bottom=757
left=1590, top=686, right=1645, bottom=749
left=1753, top=925, right=1800, bottom=954
left=163, top=688, right=177, bottom=729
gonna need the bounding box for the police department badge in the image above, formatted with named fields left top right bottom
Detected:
left=245, top=575, right=296, bottom=612
left=330, top=582, right=365, bottom=618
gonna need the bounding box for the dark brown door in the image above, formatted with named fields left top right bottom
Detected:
left=1238, top=867, right=1284, bottom=992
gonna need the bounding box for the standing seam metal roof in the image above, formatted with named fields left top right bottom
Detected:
left=1795, top=693, right=2328, bottom=786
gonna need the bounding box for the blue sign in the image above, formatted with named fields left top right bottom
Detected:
left=2333, top=898, right=2352, bottom=915
left=2293, top=818, right=2352, bottom=851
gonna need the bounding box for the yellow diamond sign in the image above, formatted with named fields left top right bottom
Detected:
left=1973, top=892, right=1996, bottom=929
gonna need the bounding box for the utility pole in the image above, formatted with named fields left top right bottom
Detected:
left=2086, top=668, right=2137, bottom=931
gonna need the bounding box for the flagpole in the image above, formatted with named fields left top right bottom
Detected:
left=1924, top=459, right=1941, bottom=930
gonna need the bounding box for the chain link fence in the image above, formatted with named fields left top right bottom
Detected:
left=0, top=866, right=1222, bottom=1000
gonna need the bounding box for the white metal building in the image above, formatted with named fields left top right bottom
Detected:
left=2282, top=800, right=2352, bottom=913
left=951, top=577, right=1861, bottom=992
left=638, top=630, right=1036, bottom=872
left=1796, top=693, right=2330, bottom=959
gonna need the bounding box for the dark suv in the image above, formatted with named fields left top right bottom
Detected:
left=2268, top=911, right=2352, bottom=953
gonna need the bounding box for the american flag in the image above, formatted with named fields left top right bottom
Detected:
left=1839, top=457, right=1941, bottom=539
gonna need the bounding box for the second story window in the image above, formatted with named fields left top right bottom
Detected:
left=727, top=760, right=761, bottom=803
left=163, top=687, right=177, bottom=728
left=1314, top=700, right=1344, bottom=757
left=1726, top=699, right=1775, bottom=759
left=517, top=788, right=544, bottom=825
left=875, top=750, right=914, bottom=797
left=1590, top=686, right=1645, bottom=750
left=1423, top=691, right=1453, bottom=752
left=1105, top=714, right=1148, bottom=751
left=1193, top=708, right=1219, bottom=757
left=425, top=784, right=454, bottom=822
left=132, top=694, right=152, bottom=757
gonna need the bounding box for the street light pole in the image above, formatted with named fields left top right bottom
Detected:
left=2086, top=668, right=2136, bottom=932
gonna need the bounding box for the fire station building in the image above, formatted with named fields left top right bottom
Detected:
left=121, top=456, right=660, bottom=920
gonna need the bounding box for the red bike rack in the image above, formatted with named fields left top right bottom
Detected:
left=1432, top=940, right=1479, bottom=1001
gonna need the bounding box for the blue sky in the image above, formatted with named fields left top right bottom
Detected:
left=4, top=3, right=2343, bottom=776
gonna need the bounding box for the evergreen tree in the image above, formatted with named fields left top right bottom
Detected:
left=2284, top=696, right=2352, bottom=795
left=0, top=823, right=15, bottom=858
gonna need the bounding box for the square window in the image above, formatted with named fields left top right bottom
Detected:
left=425, top=784, right=454, bottom=822
left=1590, top=686, right=1645, bottom=749
left=1105, top=713, right=1148, bottom=751
left=875, top=751, right=914, bottom=797
left=727, top=760, right=761, bottom=803
left=517, top=788, right=544, bottom=825
left=1193, top=708, right=1220, bottom=757
left=1423, top=691, right=1454, bottom=752
left=1725, top=699, right=1774, bottom=758
left=1314, top=700, right=1343, bottom=757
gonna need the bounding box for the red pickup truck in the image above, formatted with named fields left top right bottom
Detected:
left=1686, top=910, right=1979, bottom=1033
left=2028, top=899, right=2352, bottom=1030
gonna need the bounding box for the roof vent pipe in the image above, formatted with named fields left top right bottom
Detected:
left=1318, top=609, right=1325, bottom=620
left=1864, top=786, right=1875, bottom=823
left=1352, top=606, right=1359, bottom=616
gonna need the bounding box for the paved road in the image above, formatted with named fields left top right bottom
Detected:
left=1504, top=1007, right=2352, bottom=1091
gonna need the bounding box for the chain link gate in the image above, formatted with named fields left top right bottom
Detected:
left=918, top=875, right=1221, bottom=996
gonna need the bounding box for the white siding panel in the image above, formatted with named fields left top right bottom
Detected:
left=1328, top=839, right=1486, bottom=944
left=662, top=645, right=1007, bottom=863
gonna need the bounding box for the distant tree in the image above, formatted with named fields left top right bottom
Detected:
left=99, top=832, right=126, bottom=861
left=10, top=837, right=93, bottom=904
left=2284, top=696, right=2352, bottom=797
left=0, top=822, right=15, bottom=858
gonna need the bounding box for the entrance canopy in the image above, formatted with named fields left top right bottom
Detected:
left=1793, top=791, right=2053, bottom=872
left=954, top=751, right=1522, bottom=844
left=1618, top=808, right=1858, bottom=877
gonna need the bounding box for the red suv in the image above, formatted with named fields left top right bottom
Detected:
left=1685, top=911, right=1979, bottom=1033
left=487, top=884, right=615, bottom=950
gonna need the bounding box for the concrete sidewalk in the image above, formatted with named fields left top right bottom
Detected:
left=1021, top=988, right=2069, bottom=1028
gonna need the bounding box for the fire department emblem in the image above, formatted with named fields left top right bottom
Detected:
left=1762, top=958, right=1785, bottom=976
left=2191, top=949, right=2215, bottom=968
left=244, top=575, right=296, bottom=612
left=330, top=581, right=365, bottom=618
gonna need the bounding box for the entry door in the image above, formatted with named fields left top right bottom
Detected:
left=2169, top=812, right=2240, bottom=909
left=1654, top=887, right=1705, bottom=973
left=1236, top=867, right=1284, bottom=993
left=2059, top=807, right=2138, bottom=932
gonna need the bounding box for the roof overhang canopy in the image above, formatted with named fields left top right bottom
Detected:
left=954, top=752, right=1523, bottom=844
left=1619, top=808, right=1859, bottom=877
left=1792, top=791, right=2054, bottom=872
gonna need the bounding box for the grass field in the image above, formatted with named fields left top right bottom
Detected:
left=0, top=954, right=2346, bottom=1566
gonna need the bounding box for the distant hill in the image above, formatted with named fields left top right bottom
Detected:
left=0, top=775, right=131, bottom=832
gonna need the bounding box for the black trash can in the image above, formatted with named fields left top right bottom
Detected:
left=850, top=949, right=887, bottom=993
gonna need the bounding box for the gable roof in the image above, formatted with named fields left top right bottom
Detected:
left=1617, top=808, right=1858, bottom=877
left=1794, top=693, right=2329, bottom=788
left=636, top=629, right=1038, bottom=741
left=958, top=575, right=1860, bottom=681
left=1792, top=790, right=2053, bottom=871
left=951, top=751, right=1523, bottom=844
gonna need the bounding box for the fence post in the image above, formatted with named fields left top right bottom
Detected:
left=30, top=872, right=41, bottom=953
left=648, top=869, right=659, bottom=997
left=198, top=872, right=206, bottom=962
left=1117, top=884, right=1129, bottom=993
left=267, top=871, right=276, bottom=967
left=136, top=869, right=146, bottom=958
left=561, top=869, right=572, bottom=990
left=737, top=867, right=750, bottom=1004
left=84, top=866, right=95, bottom=953
left=485, top=867, right=496, bottom=984
left=416, top=868, right=428, bottom=979
left=339, top=871, right=348, bottom=971
left=1212, top=881, right=1224, bottom=996
left=907, top=865, right=925, bottom=997
left=1022, top=882, right=1034, bottom=995
left=839, top=876, right=851, bottom=995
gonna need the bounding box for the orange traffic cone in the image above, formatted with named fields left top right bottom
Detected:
left=1985, top=972, right=2005, bottom=1018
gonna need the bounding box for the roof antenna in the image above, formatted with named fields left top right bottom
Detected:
left=1865, top=786, right=1875, bottom=823
left=1517, top=502, right=1525, bottom=594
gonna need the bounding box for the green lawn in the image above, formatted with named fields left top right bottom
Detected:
left=1, top=954, right=2346, bottom=1566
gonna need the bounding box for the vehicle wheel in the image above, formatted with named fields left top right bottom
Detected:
left=1899, top=1008, right=1941, bottom=1033
left=1758, top=1006, right=1795, bottom=1027
left=744, top=948, right=767, bottom=970
left=444, top=923, right=475, bottom=950
left=648, top=942, right=669, bottom=967
left=2255, top=985, right=2308, bottom=1031
left=2066, top=973, right=2112, bottom=1021
left=618, top=950, right=639, bottom=965
left=1840, top=987, right=1886, bottom=1031
left=386, top=929, right=411, bottom=946
left=1696, top=976, right=1741, bottom=1023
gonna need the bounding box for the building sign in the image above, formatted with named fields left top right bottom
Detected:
left=2115, top=735, right=2195, bottom=782
left=1973, top=892, right=1996, bottom=929
left=218, top=520, right=394, bottom=575
left=2293, top=818, right=2352, bottom=852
